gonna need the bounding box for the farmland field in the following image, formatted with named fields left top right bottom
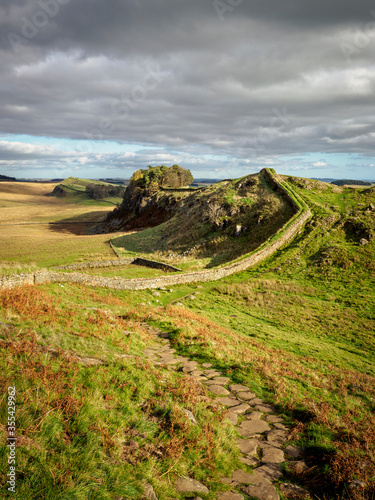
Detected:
left=0, top=182, right=120, bottom=272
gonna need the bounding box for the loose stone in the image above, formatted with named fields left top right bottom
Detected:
left=267, top=430, right=288, bottom=447
left=176, top=356, right=190, bottom=363
left=255, top=464, right=283, bottom=481
left=232, top=469, right=261, bottom=484
left=207, top=385, right=231, bottom=396
left=210, top=376, right=231, bottom=385
left=159, top=357, right=178, bottom=365
left=241, top=482, right=280, bottom=500
left=236, top=391, right=256, bottom=400
left=265, top=415, right=284, bottom=423
left=204, top=368, right=221, bottom=375
left=245, top=411, right=263, bottom=421
left=204, top=379, right=226, bottom=386
left=144, top=483, right=158, bottom=500
left=182, top=362, right=199, bottom=373
left=205, top=371, right=222, bottom=378
left=228, top=403, right=250, bottom=415
left=288, top=460, right=309, bottom=474
left=254, top=404, right=275, bottom=413
left=260, top=444, right=285, bottom=464
left=224, top=411, right=238, bottom=425
left=240, top=456, right=259, bottom=467
left=229, top=384, right=250, bottom=393
left=175, top=477, right=209, bottom=494
left=237, top=438, right=260, bottom=455
left=239, top=419, right=271, bottom=435
left=284, top=445, right=302, bottom=459
left=273, top=423, right=288, bottom=431
left=236, top=470, right=280, bottom=500
left=217, top=396, right=242, bottom=407
left=217, top=493, right=244, bottom=500
left=182, top=408, right=197, bottom=425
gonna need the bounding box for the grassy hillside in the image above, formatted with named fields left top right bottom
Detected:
left=0, top=173, right=374, bottom=498
left=0, top=285, right=240, bottom=499
left=110, top=171, right=295, bottom=270
left=50, top=177, right=124, bottom=206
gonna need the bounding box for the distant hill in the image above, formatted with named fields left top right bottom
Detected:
left=0, top=174, right=17, bottom=181
left=48, top=177, right=125, bottom=206
left=331, top=179, right=372, bottom=186
left=99, top=178, right=129, bottom=185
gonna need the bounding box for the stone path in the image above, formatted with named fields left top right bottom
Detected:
left=141, top=324, right=310, bottom=500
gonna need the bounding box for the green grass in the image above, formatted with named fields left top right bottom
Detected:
left=0, top=285, right=241, bottom=499
left=1, top=173, right=374, bottom=498
left=0, top=232, right=115, bottom=270
left=105, top=179, right=375, bottom=498
left=54, top=177, right=124, bottom=206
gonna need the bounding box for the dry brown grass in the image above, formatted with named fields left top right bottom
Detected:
left=0, top=182, right=117, bottom=268
left=0, top=181, right=56, bottom=198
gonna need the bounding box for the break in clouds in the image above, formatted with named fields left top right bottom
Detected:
left=1, top=0, right=375, bottom=178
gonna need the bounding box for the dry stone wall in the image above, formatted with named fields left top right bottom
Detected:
left=262, top=168, right=302, bottom=213
left=132, top=258, right=182, bottom=273
left=0, top=171, right=311, bottom=291
left=53, top=258, right=182, bottom=273
left=53, top=259, right=135, bottom=271
left=0, top=273, right=35, bottom=290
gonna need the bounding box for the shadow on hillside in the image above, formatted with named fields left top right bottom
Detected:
left=48, top=212, right=108, bottom=235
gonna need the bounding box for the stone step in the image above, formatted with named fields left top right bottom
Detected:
left=207, top=385, right=231, bottom=396
left=138, top=325, right=303, bottom=500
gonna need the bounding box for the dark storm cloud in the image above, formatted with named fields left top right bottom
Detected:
left=1, top=0, right=375, bottom=175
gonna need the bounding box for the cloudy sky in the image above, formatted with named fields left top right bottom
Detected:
left=1, top=0, right=375, bottom=180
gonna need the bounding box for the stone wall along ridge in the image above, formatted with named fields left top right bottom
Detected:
left=0, top=170, right=311, bottom=291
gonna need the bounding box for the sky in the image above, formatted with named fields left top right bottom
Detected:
left=1, top=0, right=375, bottom=180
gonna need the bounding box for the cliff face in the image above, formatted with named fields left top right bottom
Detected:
left=95, top=165, right=193, bottom=232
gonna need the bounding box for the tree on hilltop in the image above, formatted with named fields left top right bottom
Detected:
left=130, top=165, right=193, bottom=192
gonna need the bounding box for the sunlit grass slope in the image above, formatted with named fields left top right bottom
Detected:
left=0, top=285, right=240, bottom=499
left=0, top=175, right=374, bottom=499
